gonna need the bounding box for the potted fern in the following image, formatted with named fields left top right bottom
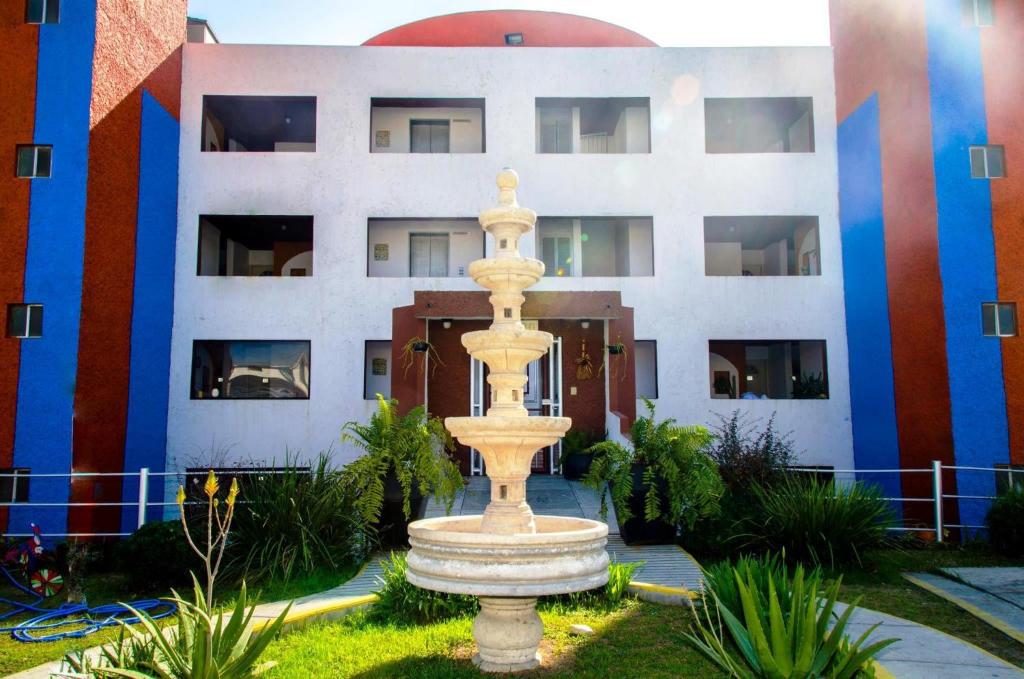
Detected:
left=583, top=400, right=723, bottom=544
left=341, top=395, right=462, bottom=547
left=560, top=428, right=606, bottom=481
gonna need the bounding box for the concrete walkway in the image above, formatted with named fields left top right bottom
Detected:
left=904, top=568, right=1024, bottom=645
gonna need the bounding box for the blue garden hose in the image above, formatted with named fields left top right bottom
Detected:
left=0, top=598, right=178, bottom=643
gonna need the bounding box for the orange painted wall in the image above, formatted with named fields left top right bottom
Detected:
left=69, top=0, right=185, bottom=534
left=980, top=0, right=1024, bottom=464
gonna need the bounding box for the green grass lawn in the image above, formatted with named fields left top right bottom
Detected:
left=0, top=565, right=358, bottom=676
left=834, top=546, right=1024, bottom=667
left=263, top=600, right=725, bottom=679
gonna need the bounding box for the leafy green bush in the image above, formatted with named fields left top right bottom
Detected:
left=116, top=520, right=198, bottom=591
left=227, top=454, right=369, bottom=584
left=986, top=486, right=1024, bottom=556
left=583, top=399, right=722, bottom=528
left=708, top=411, right=795, bottom=496
left=702, top=551, right=821, bottom=621
left=371, top=552, right=477, bottom=625
left=562, top=428, right=606, bottom=459
left=687, top=563, right=897, bottom=678
left=751, top=476, right=897, bottom=568
left=341, top=396, right=462, bottom=526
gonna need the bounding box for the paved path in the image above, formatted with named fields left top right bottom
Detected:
left=903, top=568, right=1024, bottom=645
left=841, top=603, right=1024, bottom=678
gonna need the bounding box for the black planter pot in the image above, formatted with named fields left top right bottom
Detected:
left=561, top=453, right=593, bottom=481
left=374, top=471, right=427, bottom=548
left=608, top=345, right=625, bottom=355
left=611, top=464, right=676, bottom=545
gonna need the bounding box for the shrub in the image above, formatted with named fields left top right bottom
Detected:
left=708, top=411, right=795, bottom=496
left=702, top=551, right=821, bottom=620
left=116, top=520, right=198, bottom=591
left=687, top=563, right=898, bottom=678
left=341, top=396, right=462, bottom=526
left=752, top=476, right=897, bottom=568
left=604, top=559, right=641, bottom=604
left=561, top=428, right=606, bottom=459
left=583, top=400, right=722, bottom=528
left=227, top=454, right=369, bottom=584
left=372, top=552, right=477, bottom=624
left=986, top=485, right=1024, bottom=556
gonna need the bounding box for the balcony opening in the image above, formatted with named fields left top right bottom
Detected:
left=709, top=340, right=828, bottom=400
left=705, top=97, right=814, bottom=153
left=370, top=98, right=485, bottom=153
left=367, top=219, right=482, bottom=277
left=704, top=216, right=820, bottom=276
left=537, top=217, right=653, bottom=277
left=201, top=95, right=316, bottom=152
left=191, top=340, right=310, bottom=399
left=197, top=215, right=313, bottom=277
left=635, top=340, right=658, bottom=399
left=536, top=98, right=650, bottom=153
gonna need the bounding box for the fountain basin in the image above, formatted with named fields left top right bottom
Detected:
left=407, top=515, right=610, bottom=597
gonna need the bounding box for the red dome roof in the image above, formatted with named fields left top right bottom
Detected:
left=363, top=10, right=657, bottom=47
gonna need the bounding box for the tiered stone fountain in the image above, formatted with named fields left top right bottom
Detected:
left=407, top=169, right=609, bottom=673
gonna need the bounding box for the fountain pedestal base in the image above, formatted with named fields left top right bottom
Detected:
left=471, top=597, right=542, bottom=673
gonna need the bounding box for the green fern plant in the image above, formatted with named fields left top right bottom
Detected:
left=341, top=395, right=462, bottom=526
left=582, top=399, right=722, bottom=528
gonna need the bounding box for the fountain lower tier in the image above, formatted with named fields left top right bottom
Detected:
left=407, top=515, right=610, bottom=672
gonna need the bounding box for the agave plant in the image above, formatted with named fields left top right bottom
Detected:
left=702, top=551, right=821, bottom=622
left=687, top=563, right=897, bottom=678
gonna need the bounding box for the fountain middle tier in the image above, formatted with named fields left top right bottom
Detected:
left=461, top=329, right=552, bottom=372
left=445, top=415, right=570, bottom=479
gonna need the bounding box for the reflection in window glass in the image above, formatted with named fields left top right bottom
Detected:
left=191, top=340, right=310, bottom=399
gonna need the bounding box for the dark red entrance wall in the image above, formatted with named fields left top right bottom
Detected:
left=427, top=319, right=490, bottom=475
left=541, top=320, right=607, bottom=438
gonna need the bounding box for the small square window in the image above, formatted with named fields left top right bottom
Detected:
left=982, top=302, right=1017, bottom=337
left=962, top=0, right=994, bottom=26
left=505, top=32, right=524, bottom=46
left=0, top=468, right=30, bottom=503
left=969, top=145, right=1005, bottom=178
left=15, top=145, right=51, bottom=178
left=6, top=304, right=42, bottom=339
left=26, top=0, right=59, bottom=24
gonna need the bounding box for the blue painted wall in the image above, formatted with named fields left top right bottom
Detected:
left=837, top=93, right=903, bottom=506
left=120, top=92, right=179, bottom=533
left=926, top=0, right=1009, bottom=530
left=10, top=2, right=98, bottom=535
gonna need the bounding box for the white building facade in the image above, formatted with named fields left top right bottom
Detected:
left=167, top=40, right=851, bottom=482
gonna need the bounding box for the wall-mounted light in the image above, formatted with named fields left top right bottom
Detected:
left=580, top=319, right=590, bottom=329
left=442, top=319, right=452, bottom=329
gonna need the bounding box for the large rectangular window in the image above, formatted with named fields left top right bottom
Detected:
left=537, top=218, right=653, bottom=277
left=536, top=98, right=650, bottom=154
left=709, top=340, right=828, bottom=400
left=201, top=96, right=316, bottom=152
left=367, top=219, right=482, bottom=278
left=197, top=215, right=313, bottom=277
left=26, top=0, right=59, bottom=24
left=6, top=304, right=42, bottom=339
left=704, top=216, right=820, bottom=276
left=970, top=145, right=1005, bottom=178
left=364, top=340, right=392, bottom=400
left=370, top=98, right=484, bottom=153
left=191, top=340, right=310, bottom=399
left=705, top=97, right=814, bottom=153
left=982, top=302, right=1017, bottom=337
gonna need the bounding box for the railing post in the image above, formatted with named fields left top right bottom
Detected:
left=932, top=460, right=944, bottom=543
left=136, top=467, right=150, bottom=530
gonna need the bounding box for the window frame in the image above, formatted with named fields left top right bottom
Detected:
left=969, top=145, right=1006, bottom=178
left=15, top=145, right=52, bottom=178
left=982, top=302, right=1018, bottom=338
left=0, top=467, right=30, bottom=504
left=409, top=119, right=451, bottom=154
left=408, top=232, right=450, bottom=277
left=635, top=339, right=659, bottom=400
left=6, top=303, right=43, bottom=339
left=966, top=0, right=995, bottom=26
left=26, top=0, right=59, bottom=24
left=189, top=339, right=312, bottom=400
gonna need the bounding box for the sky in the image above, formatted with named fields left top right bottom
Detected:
left=185, top=0, right=831, bottom=47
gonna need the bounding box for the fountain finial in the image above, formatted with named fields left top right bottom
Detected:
left=496, top=167, right=519, bottom=207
